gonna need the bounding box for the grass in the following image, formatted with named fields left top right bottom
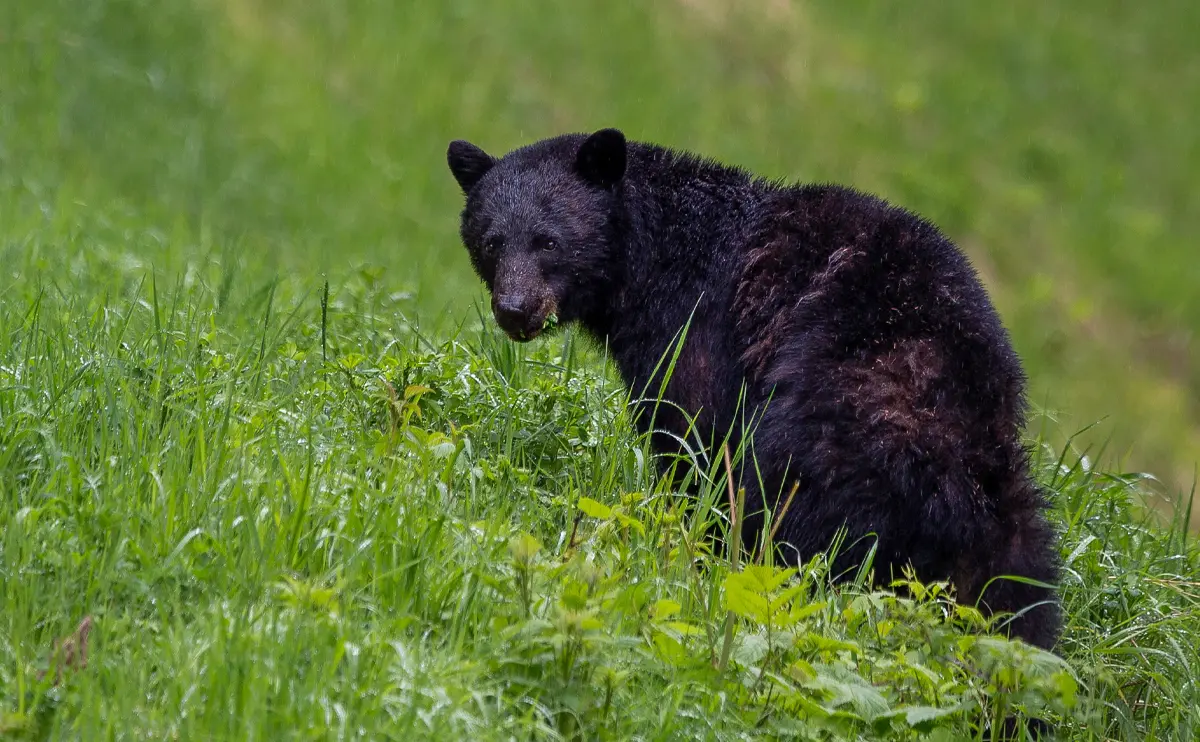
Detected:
left=2, top=0, right=1200, bottom=738
left=2, top=222, right=1199, bottom=739
left=3, top=0, right=1196, bottom=503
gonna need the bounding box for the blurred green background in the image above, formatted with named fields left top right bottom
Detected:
left=2, top=0, right=1197, bottom=521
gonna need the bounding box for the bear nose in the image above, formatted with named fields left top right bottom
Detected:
left=493, top=294, right=530, bottom=329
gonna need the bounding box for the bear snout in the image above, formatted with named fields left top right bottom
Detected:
left=492, top=293, right=553, bottom=341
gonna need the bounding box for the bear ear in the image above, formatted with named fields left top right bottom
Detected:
left=575, top=128, right=626, bottom=189
left=447, top=140, right=497, bottom=194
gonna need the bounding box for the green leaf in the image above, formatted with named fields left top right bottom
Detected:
left=769, top=583, right=805, bottom=614
left=799, top=633, right=861, bottom=655
left=1052, top=669, right=1080, bottom=707
left=806, top=668, right=889, bottom=720
left=403, top=384, right=433, bottom=400
left=663, top=620, right=705, bottom=637
left=741, top=564, right=797, bottom=593
left=649, top=598, right=681, bottom=620
left=791, top=601, right=827, bottom=622
left=905, top=705, right=959, bottom=732
left=731, top=632, right=769, bottom=667
left=577, top=496, right=613, bottom=520
left=723, top=573, right=771, bottom=623
left=560, top=580, right=590, bottom=610
left=651, top=632, right=689, bottom=664
left=835, top=681, right=889, bottom=719
left=508, top=533, right=542, bottom=564
left=874, top=705, right=960, bottom=734
left=614, top=511, right=646, bottom=535
left=788, top=658, right=817, bottom=683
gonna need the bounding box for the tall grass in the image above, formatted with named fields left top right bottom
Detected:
left=2, top=207, right=1198, bottom=738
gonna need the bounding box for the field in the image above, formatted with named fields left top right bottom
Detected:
left=2, top=0, right=1199, bottom=739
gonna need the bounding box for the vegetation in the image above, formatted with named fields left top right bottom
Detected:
left=2, top=0, right=1198, bottom=739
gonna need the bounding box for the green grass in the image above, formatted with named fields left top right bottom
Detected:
left=2, top=218, right=1199, bottom=739
left=2, top=0, right=1200, bottom=738
left=4, top=0, right=1197, bottom=503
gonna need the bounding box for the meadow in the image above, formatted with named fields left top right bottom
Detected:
left=2, top=0, right=1199, bottom=738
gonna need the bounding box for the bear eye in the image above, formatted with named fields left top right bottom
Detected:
left=533, top=235, right=558, bottom=252
left=483, top=235, right=504, bottom=254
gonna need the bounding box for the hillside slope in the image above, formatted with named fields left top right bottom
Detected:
left=3, top=0, right=1196, bottom=516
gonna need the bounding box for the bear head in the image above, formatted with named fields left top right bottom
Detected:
left=446, top=128, right=627, bottom=341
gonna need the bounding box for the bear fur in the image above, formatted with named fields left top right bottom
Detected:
left=446, top=128, right=1061, bottom=651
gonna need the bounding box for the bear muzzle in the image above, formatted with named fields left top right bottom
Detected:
left=492, top=293, right=557, bottom=342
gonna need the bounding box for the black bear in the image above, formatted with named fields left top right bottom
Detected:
left=446, top=128, right=1061, bottom=651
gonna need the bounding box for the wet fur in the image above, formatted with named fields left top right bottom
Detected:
left=448, top=131, right=1062, bottom=653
